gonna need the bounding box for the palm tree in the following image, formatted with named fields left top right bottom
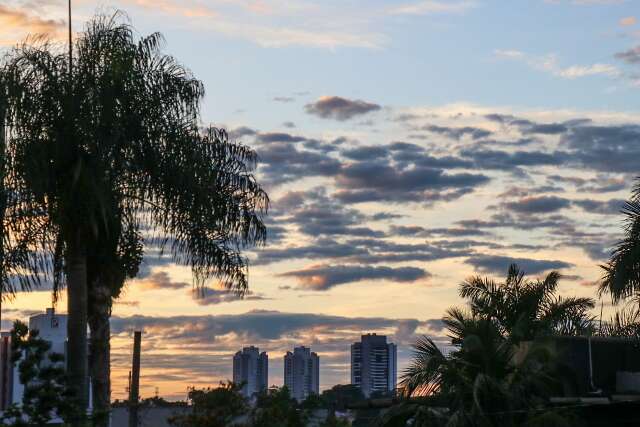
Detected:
left=601, top=178, right=640, bottom=304
left=460, top=264, right=595, bottom=342
left=400, top=309, right=567, bottom=427
left=0, top=67, right=47, bottom=320
left=2, top=13, right=268, bottom=423
left=396, top=265, right=591, bottom=426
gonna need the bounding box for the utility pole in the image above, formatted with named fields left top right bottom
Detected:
left=128, top=331, right=142, bottom=427
left=68, top=0, right=73, bottom=76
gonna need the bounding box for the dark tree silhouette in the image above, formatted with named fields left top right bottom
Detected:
left=1, top=12, right=268, bottom=423
left=601, top=178, right=640, bottom=304
left=460, top=264, right=594, bottom=342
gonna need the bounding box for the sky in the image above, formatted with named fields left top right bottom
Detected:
left=1, top=0, right=640, bottom=401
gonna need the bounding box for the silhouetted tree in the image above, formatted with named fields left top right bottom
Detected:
left=601, top=178, right=640, bottom=304
left=460, top=264, right=595, bottom=342
left=252, top=387, right=305, bottom=427
left=399, top=310, right=570, bottom=426
left=396, top=265, right=588, bottom=426
left=2, top=12, right=267, bottom=423
left=169, top=382, right=249, bottom=427
left=321, top=384, right=365, bottom=411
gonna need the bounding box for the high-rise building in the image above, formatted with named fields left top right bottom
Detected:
left=232, top=346, right=268, bottom=398
left=351, top=334, right=397, bottom=397
left=283, top=346, right=319, bottom=402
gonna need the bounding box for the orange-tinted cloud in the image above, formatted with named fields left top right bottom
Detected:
left=620, top=16, right=637, bottom=27
left=124, top=0, right=216, bottom=18
left=0, top=5, right=65, bottom=45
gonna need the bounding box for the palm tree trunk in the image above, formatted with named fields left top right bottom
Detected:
left=0, top=100, right=6, bottom=332
left=66, top=235, right=89, bottom=424
left=89, top=281, right=112, bottom=427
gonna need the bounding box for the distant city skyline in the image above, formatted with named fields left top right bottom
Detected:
left=0, top=0, right=639, bottom=400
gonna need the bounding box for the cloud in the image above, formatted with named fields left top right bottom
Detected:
left=620, top=16, right=637, bottom=27
left=280, top=264, right=429, bottom=290
left=0, top=5, right=65, bottom=45
left=555, top=64, right=621, bottom=79
left=255, top=139, right=342, bottom=186
left=562, top=124, right=640, bottom=173
left=137, top=271, right=190, bottom=291
left=390, top=1, right=477, bottom=15
left=424, top=124, right=492, bottom=140
left=572, top=198, right=625, bottom=215
left=107, top=310, right=438, bottom=398
left=111, top=0, right=387, bottom=50
left=273, top=96, right=295, bottom=103
left=305, top=96, right=381, bottom=121
left=495, top=49, right=620, bottom=79
left=466, top=255, right=573, bottom=275
left=254, top=238, right=369, bottom=266
left=191, top=287, right=268, bottom=306
left=389, top=225, right=490, bottom=238
left=125, top=0, right=216, bottom=18
left=503, top=196, right=572, bottom=214
left=334, top=161, right=489, bottom=204
left=277, top=189, right=386, bottom=238
left=615, top=45, right=640, bottom=64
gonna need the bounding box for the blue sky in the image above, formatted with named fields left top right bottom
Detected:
left=2, top=0, right=640, bottom=400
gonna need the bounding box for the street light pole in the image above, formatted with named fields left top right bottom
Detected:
left=68, top=0, right=72, bottom=77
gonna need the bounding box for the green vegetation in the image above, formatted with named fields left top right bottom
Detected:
left=169, top=382, right=249, bottom=427
left=0, top=321, right=77, bottom=426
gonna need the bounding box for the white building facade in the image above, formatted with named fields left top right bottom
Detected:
left=284, top=346, right=319, bottom=402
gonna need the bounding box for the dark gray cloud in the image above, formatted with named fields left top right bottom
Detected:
left=424, top=124, right=492, bottom=140
left=229, top=126, right=257, bottom=139
left=521, top=123, right=568, bottom=135
left=546, top=175, right=627, bottom=194
left=254, top=238, right=369, bottom=266
left=460, top=148, right=569, bottom=170
left=254, top=235, right=472, bottom=266
left=345, top=238, right=472, bottom=264
left=273, top=189, right=386, bottom=238
left=466, top=255, right=573, bottom=275
left=280, top=264, right=429, bottom=291
left=334, top=161, right=489, bottom=204
left=615, top=45, right=640, bottom=64
left=256, top=141, right=342, bottom=186
left=503, top=196, right=571, bottom=214
left=341, top=145, right=390, bottom=161
left=256, top=132, right=312, bottom=144
left=562, top=124, right=640, bottom=173
left=282, top=121, right=296, bottom=128
left=389, top=225, right=490, bottom=238
left=573, top=198, right=625, bottom=215
left=191, top=288, right=268, bottom=306
left=457, top=212, right=574, bottom=231
left=304, top=96, right=381, bottom=121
